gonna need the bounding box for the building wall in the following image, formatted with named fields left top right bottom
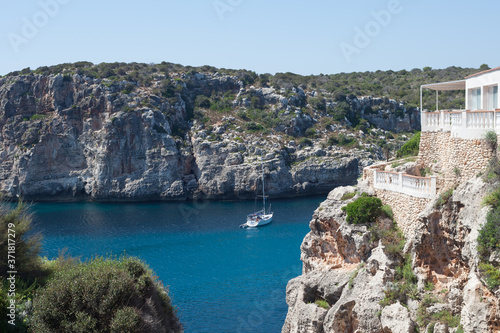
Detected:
left=465, top=69, right=500, bottom=110
left=418, top=131, right=496, bottom=191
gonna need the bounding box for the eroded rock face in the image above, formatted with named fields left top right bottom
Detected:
left=0, top=74, right=359, bottom=201
left=380, top=302, right=414, bottom=333
left=283, top=177, right=500, bottom=333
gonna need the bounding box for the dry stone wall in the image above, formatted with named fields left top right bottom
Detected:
left=374, top=189, right=430, bottom=240
left=418, top=131, right=497, bottom=191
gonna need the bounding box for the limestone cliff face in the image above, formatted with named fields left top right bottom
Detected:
left=283, top=177, right=499, bottom=333
left=0, top=74, right=360, bottom=201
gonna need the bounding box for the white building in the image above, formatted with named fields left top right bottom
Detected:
left=421, top=67, right=500, bottom=139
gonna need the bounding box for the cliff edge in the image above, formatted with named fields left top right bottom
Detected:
left=283, top=175, right=499, bottom=332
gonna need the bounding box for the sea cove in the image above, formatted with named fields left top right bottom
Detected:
left=30, top=196, right=325, bottom=333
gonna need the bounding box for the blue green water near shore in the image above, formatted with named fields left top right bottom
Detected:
left=30, top=196, right=325, bottom=333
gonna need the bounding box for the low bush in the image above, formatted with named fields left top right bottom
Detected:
left=340, top=192, right=356, bottom=201
left=396, top=132, right=420, bottom=158
left=314, top=299, right=330, bottom=310
left=381, top=205, right=393, bottom=220
left=434, top=189, right=454, bottom=209
left=0, top=202, right=44, bottom=281
left=380, top=255, right=418, bottom=306
left=483, top=188, right=500, bottom=208
left=477, top=207, right=500, bottom=259
left=479, top=262, right=500, bottom=289
left=31, top=256, right=179, bottom=333
left=342, top=196, right=382, bottom=224
left=485, top=130, right=498, bottom=150
left=299, top=137, right=313, bottom=147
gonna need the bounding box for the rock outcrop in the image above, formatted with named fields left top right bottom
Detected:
left=0, top=74, right=361, bottom=201
left=283, top=176, right=500, bottom=332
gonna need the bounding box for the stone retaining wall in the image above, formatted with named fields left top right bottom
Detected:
left=418, top=131, right=497, bottom=191
left=374, top=189, right=430, bottom=240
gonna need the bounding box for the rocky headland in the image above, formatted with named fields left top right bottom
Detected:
left=282, top=163, right=499, bottom=332
left=0, top=67, right=420, bottom=201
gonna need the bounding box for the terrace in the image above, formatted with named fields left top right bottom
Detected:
left=420, top=67, right=500, bottom=139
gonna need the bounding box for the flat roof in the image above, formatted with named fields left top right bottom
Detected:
left=465, top=66, right=500, bottom=79
left=421, top=80, right=466, bottom=91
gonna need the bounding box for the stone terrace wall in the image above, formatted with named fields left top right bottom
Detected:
left=418, top=131, right=497, bottom=191
left=374, top=189, right=430, bottom=240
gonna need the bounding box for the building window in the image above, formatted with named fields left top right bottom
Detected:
left=491, top=86, right=498, bottom=109
left=469, top=88, right=481, bottom=110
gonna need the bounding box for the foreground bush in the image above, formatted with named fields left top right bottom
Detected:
left=31, top=256, right=182, bottom=333
left=0, top=202, right=44, bottom=280
left=342, top=196, right=383, bottom=224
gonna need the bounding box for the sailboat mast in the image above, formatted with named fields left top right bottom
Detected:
left=261, top=152, right=265, bottom=212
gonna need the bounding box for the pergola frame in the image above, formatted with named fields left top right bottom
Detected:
left=420, top=80, right=466, bottom=112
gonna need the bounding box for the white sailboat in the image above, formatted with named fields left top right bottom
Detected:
left=240, top=155, right=273, bottom=228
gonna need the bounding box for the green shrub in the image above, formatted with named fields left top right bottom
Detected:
left=304, top=128, right=316, bottom=138
left=380, top=255, right=417, bottom=307
left=434, top=189, right=453, bottom=209
left=194, top=94, right=211, bottom=108
left=298, top=137, right=313, bottom=147
left=479, top=262, right=500, bottom=289
left=483, top=188, right=500, bottom=208
left=30, top=114, right=47, bottom=121
left=396, top=132, right=420, bottom=158
left=485, top=130, right=497, bottom=150
left=314, top=299, right=330, bottom=310
left=381, top=205, right=393, bottom=220
left=340, top=192, right=356, bottom=201
left=328, top=134, right=358, bottom=148
left=31, top=256, right=178, bottom=333
left=0, top=202, right=44, bottom=281
left=477, top=207, right=500, bottom=259
left=110, top=307, right=141, bottom=333
left=342, top=196, right=383, bottom=224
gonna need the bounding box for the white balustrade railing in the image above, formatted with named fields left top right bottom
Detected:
left=421, top=109, right=500, bottom=139
left=451, top=112, right=462, bottom=128
left=373, top=170, right=436, bottom=199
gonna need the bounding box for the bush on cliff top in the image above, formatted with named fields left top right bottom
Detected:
left=31, top=256, right=181, bottom=333
left=341, top=196, right=382, bottom=224
left=396, top=131, right=420, bottom=158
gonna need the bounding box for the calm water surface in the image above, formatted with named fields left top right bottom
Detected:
left=30, top=196, right=325, bottom=333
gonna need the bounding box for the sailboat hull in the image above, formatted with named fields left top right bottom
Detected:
left=241, top=213, right=273, bottom=228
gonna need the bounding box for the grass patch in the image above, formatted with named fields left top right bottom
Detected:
left=434, top=188, right=453, bottom=209
left=380, top=254, right=417, bottom=306
left=314, top=299, right=330, bottom=310
left=348, top=263, right=365, bottom=289
left=340, top=192, right=356, bottom=201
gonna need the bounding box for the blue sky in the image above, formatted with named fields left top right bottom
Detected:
left=0, top=0, right=498, bottom=76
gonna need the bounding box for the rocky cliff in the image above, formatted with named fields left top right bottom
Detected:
left=0, top=69, right=418, bottom=201
left=282, top=175, right=499, bottom=332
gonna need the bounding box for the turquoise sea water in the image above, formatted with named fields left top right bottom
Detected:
left=30, top=196, right=325, bottom=333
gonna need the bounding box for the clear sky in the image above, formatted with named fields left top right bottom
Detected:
left=0, top=0, right=498, bottom=76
